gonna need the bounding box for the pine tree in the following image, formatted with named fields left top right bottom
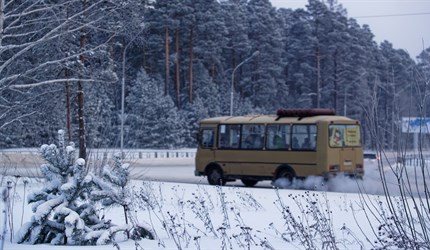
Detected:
left=89, top=153, right=154, bottom=240
left=246, top=0, right=285, bottom=110
left=126, top=70, right=183, bottom=148
left=282, top=8, right=315, bottom=108
left=91, top=154, right=130, bottom=210
left=16, top=130, right=127, bottom=245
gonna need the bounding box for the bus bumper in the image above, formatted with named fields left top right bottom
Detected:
left=323, top=171, right=364, bottom=180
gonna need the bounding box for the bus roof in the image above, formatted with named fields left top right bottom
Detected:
left=200, top=114, right=358, bottom=125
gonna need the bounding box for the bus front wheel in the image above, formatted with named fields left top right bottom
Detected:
left=207, top=167, right=226, bottom=186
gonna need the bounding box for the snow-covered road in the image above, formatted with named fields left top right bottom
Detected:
left=2, top=150, right=429, bottom=196
left=0, top=154, right=275, bottom=188
left=0, top=152, right=198, bottom=179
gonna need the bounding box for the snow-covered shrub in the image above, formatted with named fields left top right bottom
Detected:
left=90, top=153, right=154, bottom=241
left=90, top=153, right=130, bottom=208
left=16, top=130, right=127, bottom=245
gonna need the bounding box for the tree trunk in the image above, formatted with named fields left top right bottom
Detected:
left=0, top=0, right=4, bottom=46
left=65, top=71, right=72, bottom=142
left=123, top=205, right=130, bottom=239
left=333, top=49, right=338, bottom=113
left=316, top=46, right=321, bottom=108
left=78, top=0, right=87, bottom=160
left=175, top=29, right=180, bottom=107
left=64, top=6, right=72, bottom=142
left=313, top=16, right=321, bottom=109
left=78, top=82, right=86, bottom=159
left=189, top=27, right=193, bottom=103
left=165, top=27, right=169, bottom=96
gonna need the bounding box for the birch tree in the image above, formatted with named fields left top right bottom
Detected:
left=0, top=0, right=118, bottom=156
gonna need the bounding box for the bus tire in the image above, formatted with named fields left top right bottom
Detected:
left=241, top=179, right=258, bottom=187
left=206, top=166, right=226, bottom=186
left=274, top=167, right=296, bottom=188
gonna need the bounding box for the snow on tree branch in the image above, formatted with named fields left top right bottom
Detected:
left=16, top=130, right=133, bottom=245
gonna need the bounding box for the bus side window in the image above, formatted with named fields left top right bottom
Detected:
left=266, top=124, right=290, bottom=150
left=200, top=129, right=214, bottom=148
left=241, top=124, right=264, bottom=149
left=302, top=137, right=311, bottom=148
left=219, top=124, right=240, bottom=149
left=292, top=124, right=316, bottom=151
left=292, top=136, right=300, bottom=149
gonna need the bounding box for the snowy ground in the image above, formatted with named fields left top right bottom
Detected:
left=1, top=157, right=430, bottom=249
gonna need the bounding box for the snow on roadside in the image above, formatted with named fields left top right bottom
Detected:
left=2, top=159, right=429, bottom=249
left=0, top=172, right=420, bottom=250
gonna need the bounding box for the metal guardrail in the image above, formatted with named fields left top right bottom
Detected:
left=0, top=149, right=197, bottom=179
left=0, top=148, right=197, bottom=160
left=92, top=151, right=197, bottom=160
left=397, top=154, right=430, bottom=167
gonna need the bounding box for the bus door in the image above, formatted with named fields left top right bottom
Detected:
left=196, top=128, right=216, bottom=168
left=236, top=124, right=266, bottom=175
left=216, top=124, right=242, bottom=175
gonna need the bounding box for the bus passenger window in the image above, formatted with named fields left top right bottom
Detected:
left=292, top=124, right=317, bottom=151
left=292, top=136, right=300, bottom=149
left=301, top=136, right=316, bottom=150
left=241, top=124, right=264, bottom=149
left=302, top=137, right=310, bottom=148
left=243, top=134, right=255, bottom=148
left=200, top=129, right=214, bottom=148
left=266, top=124, right=290, bottom=150
left=273, top=135, right=285, bottom=148
left=219, top=124, right=240, bottom=149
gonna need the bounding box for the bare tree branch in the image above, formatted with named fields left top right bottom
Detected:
left=10, top=78, right=96, bottom=89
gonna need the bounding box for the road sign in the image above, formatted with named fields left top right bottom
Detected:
left=402, top=117, right=430, bottom=133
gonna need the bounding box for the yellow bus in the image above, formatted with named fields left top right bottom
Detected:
left=194, top=109, right=363, bottom=186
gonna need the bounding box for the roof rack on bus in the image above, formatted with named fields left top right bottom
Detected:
left=276, top=108, right=336, bottom=120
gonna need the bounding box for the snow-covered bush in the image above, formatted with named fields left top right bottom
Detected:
left=90, top=153, right=154, bottom=241
left=16, top=130, right=128, bottom=245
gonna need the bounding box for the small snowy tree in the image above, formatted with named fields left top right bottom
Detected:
left=90, top=154, right=154, bottom=240
left=91, top=154, right=130, bottom=234
left=16, top=130, right=127, bottom=245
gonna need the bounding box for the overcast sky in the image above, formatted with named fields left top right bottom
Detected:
left=270, top=0, right=430, bottom=59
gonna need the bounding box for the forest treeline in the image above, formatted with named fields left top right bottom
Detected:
left=1, top=0, right=429, bottom=150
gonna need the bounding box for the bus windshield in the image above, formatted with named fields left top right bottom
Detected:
left=329, top=124, right=361, bottom=147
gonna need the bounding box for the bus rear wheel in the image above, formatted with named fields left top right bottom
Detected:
left=207, top=167, right=226, bottom=186
left=241, top=179, right=258, bottom=187
left=274, top=169, right=295, bottom=188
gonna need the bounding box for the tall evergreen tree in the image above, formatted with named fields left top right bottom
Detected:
left=193, top=62, right=225, bottom=116
left=416, top=47, right=430, bottom=119
left=378, top=41, right=415, bottom=149
left=282, top=8, right=315, bottom=108
left=126, top=70, right=184, bottom=148
left=246, top=0, right=284, bottom=110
